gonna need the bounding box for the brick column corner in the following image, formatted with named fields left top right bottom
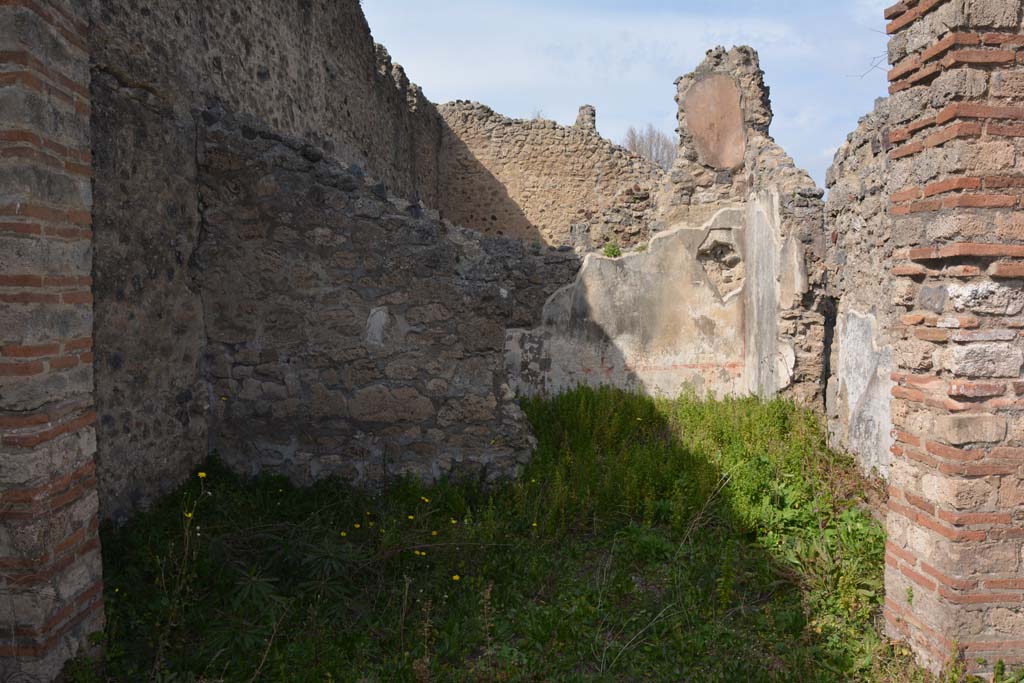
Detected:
left=0, top=0, right=103, bottom=679
left=882, top=0, right=1024, bottom=675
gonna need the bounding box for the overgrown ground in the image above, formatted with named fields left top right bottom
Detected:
left=66, top=388, right=1009, bottom=682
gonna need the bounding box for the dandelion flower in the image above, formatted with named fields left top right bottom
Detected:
left=451, top=574, right=461, bottom=582
left=449, top=518, right=457, bottom=525
left=431, top=530, right=438, bottom=536
left=532, top=522, right=538, bottom=528
left=184, top=511, right=193, bottom=519
left=421, top=496, right=430, bottom=503
left=340, top=531, right=347, bottom=537
left=354, top=523, right=361, bottom=529
left=407, top=515, right=415, bottom=520
left=197, top=471, right=207, bottom=479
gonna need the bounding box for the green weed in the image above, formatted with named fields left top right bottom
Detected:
left=67, top=387, right=926, bottom=682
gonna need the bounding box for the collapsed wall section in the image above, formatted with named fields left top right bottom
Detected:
left=438, top=102, right=662, bottom=247
left=507, top=48, right=828, bottom=405
left=87, top=0, right=443, bottom=204
left=825, top=0, right=1024, bottom=673
left=193, top=111, right=578, bottom=485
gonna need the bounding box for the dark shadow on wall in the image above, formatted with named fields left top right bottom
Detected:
left=90, top=72, right=209, bottom=522
left=185, top=106, right=591, bottom=489
left=436, top=120, right=544, bottom=244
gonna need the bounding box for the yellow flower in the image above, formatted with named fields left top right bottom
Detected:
left=368, top=521, right=375, bottom=527
left=449, top=518, right=457, bottom=525
left=340, top=531, right=347, bottom=537
left=407, top=515, right=415, bottom=520
left=451, top=574, right=461, bottom=582
left=532, top=522, right=538, bottom=528
left=421, top=496, right=430, bottom=503
left=184, top=512, right=193, bottom=519
left=431, top=530, right=438, bottom=536
left=365, top=511, right=371, bottom=516
left=354, top=523, right=361, bottom=529
left=197, top=471, right=207, bottom=479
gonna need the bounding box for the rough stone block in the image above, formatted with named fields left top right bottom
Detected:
left=932, top=414, right=1007, bottom=445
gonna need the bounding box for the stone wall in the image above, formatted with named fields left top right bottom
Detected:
left=195, top=110, right=578, bottom=485
left=86, top=0, right=450, bottom=519
left=87, top=0, right=443, bottom=204
left=10, top=0, right=1024, bottom=674
left=437, top=102, right=662, bottom=247
left=825, top=99, right=896, bottom=478
left=0, top=1, right=104, bottom=679
left=826, top=0, right=1024, bottom=673
left=508, top=48, right=828, bottom=405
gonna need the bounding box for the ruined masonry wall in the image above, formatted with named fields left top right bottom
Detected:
left=830, top=0, right=1024, bottom=674
left=0, top=1, right=104, bottom=679
left=438, top=102, right=662, bottom=247
left=88, top=0, right=443, bottom=204
left=195, top=111, right=578, bottom=485
left=87, top=0, right=448, bottom=519
left=825, top=99, right=896, bottom=478
left=506, top=48, right=828, bottom=407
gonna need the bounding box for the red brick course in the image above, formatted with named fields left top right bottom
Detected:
left=0, top=1, right=102, bottom=677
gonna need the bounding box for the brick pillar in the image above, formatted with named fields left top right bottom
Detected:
left=883, top=0, right=1024, bottom=675
left=0, top=0, right=103, bottom=679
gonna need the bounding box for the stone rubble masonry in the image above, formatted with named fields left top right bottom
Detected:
left=436, top=101, right=662, bottom=247
left=826, top=98, right=896, bottom=478
left=194, top=108, right=579, bottom=487
left=870, top=0, right=1024, bottom=674
left=86, top=0, right=445, bottom=207
left=0, top=0, right=104, bottom=680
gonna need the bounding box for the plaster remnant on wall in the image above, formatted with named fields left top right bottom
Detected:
left=683, top=74, right=746, bottom=170
left=832, top=310, right=893, bottom=477
left=507, top=207, right=753, bottom=399
left=365, top=306, right=389, bottom=348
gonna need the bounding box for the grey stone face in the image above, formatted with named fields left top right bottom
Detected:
left=918, top=286, right=948, bottom=314
left=194, top=114, right=578, bottom=487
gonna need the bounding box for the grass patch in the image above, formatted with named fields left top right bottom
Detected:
left=69, top=387, right=942, bottom=682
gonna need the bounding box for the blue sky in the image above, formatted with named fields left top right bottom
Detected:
left=362, top=0, right=891, bottom=187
